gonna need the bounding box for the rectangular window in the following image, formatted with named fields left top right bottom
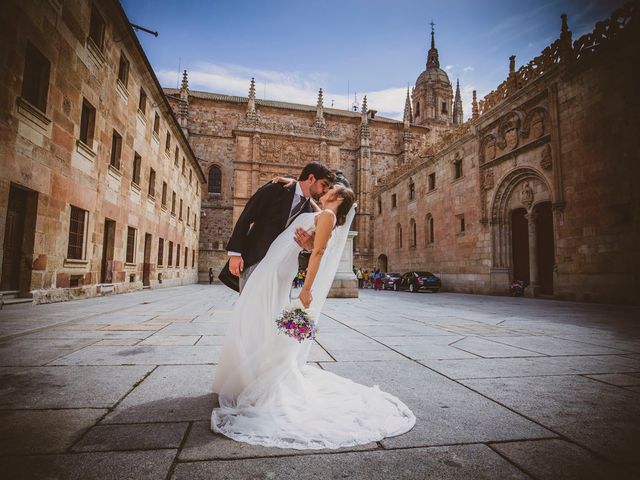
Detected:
left=171, top=192, right=176, bottom=215
left=126, top=226, right=136, bottom=263
left=168, top=240, right=173, bottom=266
left=110, top=130, right=122, bottom=170
left=454, top=159, right=463, bottom=179
left=428, top=173, right=436, bottom=191
left=148, top=168, right=156, bottom=197
left=165, top=132, right=171, bottom=152
left=138, top=88, right=147, bottom=115
left=132, top=152, right=141, bottom=185
left=181, top=157, right=185, bottom=175
left=22, top=42, right=50, bottom=112
left=174, top=146, right=179, bottom=165
left=179, top=199, right=183, bottom=220
left=184, top=246, right=188, bottom=267
left=118, top=52, right=129, bottom=88
left=88, top=5, right=105, bottom=50
left=192, top=249, right=195, bottom=268
left=157, top=238, right=164, bottom=266
left=161, top=182, right=167, bottom=207
left=187, top=206, right=190, bottom=226
left=193, top=214, right=197, bottom=231
left=70, top=275, right=83, bottom=288
left=460, top=215, right=466, bottom=233
left=409, top=182, right=415, bottom=201
left=391, top=193, right=397, bottom=208
left=189, top=169, right=192, bottom=184
left=377, top=197, right=382, bottom=214
left=67, top=206, right=87, bottom=260
left=153, top=112, right=160, bottom=135
left=79, top=98, right=96, bottom=147
left=441, top=101, right=447, bottom=114
left=176, top=243, right=181, bottom=267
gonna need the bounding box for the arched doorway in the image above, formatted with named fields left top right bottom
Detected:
left=511, top=208, right=529, bottom=284
left=377, top=254, right=388, bottom=272
left=490, top=167, right=555, bottom=297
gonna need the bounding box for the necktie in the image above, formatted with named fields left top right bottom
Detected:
left=287, top=196, right=307, bottom=226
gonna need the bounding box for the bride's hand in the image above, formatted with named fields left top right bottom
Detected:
left=271, top=176, right=296, bottom=187
left=299, top=289, right=313, bottom=308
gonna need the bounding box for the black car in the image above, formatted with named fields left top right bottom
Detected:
left=394, top=271, right=441, bottom=293
left=381, top=273, right=401, bottom=290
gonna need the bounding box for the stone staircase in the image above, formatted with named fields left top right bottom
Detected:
left=0, top=290, right=34, bottom=309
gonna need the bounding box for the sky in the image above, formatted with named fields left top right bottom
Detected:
left=121, top=0, right=623, bottom=120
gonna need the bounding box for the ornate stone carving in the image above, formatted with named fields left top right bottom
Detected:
left=483, top=170, right=495, bottom=190
left=520, top=182, right=534, bottom=209
left=540, top=144, right=552, bottom=170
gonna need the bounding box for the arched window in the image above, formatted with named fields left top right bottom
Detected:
left=208, top=166, right=222, bottom=194
left=396, top=223, right=403, bottom=249
left=410, top=218, right=417, bottom=247
left=408, top=178, right=415, bottom=201
left=415, top=102, right=420, bottom=118
left=426, top=214, right=434, bottom=244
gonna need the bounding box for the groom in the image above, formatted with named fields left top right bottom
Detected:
left=219, top=162, right=336, bottom=292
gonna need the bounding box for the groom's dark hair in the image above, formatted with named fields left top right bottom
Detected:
left=298, top=162, right=335, bottom=183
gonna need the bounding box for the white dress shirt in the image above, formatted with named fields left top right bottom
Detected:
left=228, top=182, right=307, bottom=257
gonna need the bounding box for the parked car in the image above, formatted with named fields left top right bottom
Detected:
left=394, top=271, right=441, bottom=293
left=381, top=273, right=401, bottom=290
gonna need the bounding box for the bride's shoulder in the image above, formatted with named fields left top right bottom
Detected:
left=314, top=209, right=336, bottom=226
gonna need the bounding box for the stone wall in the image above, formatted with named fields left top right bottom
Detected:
left=0, top=0, right=204, bottom=303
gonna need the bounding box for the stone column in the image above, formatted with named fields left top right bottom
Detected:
left=525, top=212, right=539, bottom=297
left=328, top=231, right=358, bottom=298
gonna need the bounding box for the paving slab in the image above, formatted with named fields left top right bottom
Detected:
left=171, top=443, right=531, bottom=480
left=179, top=420, right=378, bottom=461
left=419, top=355, right=640, bottom=380
left=0, top=408, right=107, bottom=455
left=583, top=372, right=640, bottom=386
left=490, top=439, right=637, bottom=480
left=139, top=335, right=201, bottom=346
left=0, top=337, right=99, bottom=366
left=102, top=365, right=215, bottom=423
left=5, top=450, right=177, bottom=479
left=0, top=365, right=153, bottom=408
left=72, top=422, right=189, bottom=452
left=461, top=375, right=640, bottom=465
left=449, top=336, right=547, bottom=358
left=482, top=335, right=631, bottom=356
left=321, top=360, right=553, bottom=448
left=49, top=345, right=221, bottom=365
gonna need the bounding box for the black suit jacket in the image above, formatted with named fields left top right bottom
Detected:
left=218, top=182, right=312, bottom=291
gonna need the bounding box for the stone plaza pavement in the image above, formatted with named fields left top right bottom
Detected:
left=1, top=285, right=639, bottom=479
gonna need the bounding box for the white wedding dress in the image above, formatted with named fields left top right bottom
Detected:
left=211, top=206, right=416, bottom=449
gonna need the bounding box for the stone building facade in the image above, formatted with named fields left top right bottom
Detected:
left=0, top=0, right=205, bottom=303
left=165, top=81, right=438, bottom=280
left=373, top=7, right=639, bottom=304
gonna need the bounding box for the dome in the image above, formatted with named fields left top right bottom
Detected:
left=416, top=67, right=451, bottom=87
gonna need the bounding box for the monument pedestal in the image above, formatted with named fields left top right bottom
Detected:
left=328, top=231, right=358, bottom=298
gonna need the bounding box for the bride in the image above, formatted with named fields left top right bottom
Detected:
left=211, top=182, right=416, bottom=450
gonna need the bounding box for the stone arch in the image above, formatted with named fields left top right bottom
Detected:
left=377, top=254, right=388, bottom=272
left=490, top=167, right=553, bottom=270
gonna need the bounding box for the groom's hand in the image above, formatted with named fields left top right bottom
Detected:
left=294, top=227, right=315, bottom=250
left=229, top=256, right=244, bottom=277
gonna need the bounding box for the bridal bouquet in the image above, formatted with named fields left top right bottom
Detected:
left=275, top=303, right=317, bottom=342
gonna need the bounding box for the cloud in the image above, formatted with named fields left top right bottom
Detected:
left=158, top=61, right=407, bottom=120
left=463, top=66, right=474, bottom=72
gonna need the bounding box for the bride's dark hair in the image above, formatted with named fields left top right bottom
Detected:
left=333, top=184, right=356, bottom=227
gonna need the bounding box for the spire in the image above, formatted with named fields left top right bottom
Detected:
left=360, top=95, right=370, bottom=144
left=403, top=86, right=412, bottom=127
left=472, top=89, right=479, bottom=120
left=246, top=77, right=257, bottom=122
left=427, top=20, right=440, bottom=69
left=180, top=70, right=189, bottom=92
left=559, top=13, right=574, bottom=64
left=453, top=78, right=463, bottom=124
left=315, top=88, right=326, bottom=128
left=179, top=70, right=189, bottom=134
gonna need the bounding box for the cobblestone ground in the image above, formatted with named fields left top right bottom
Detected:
left=1, top=284, right=639, bottom=479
